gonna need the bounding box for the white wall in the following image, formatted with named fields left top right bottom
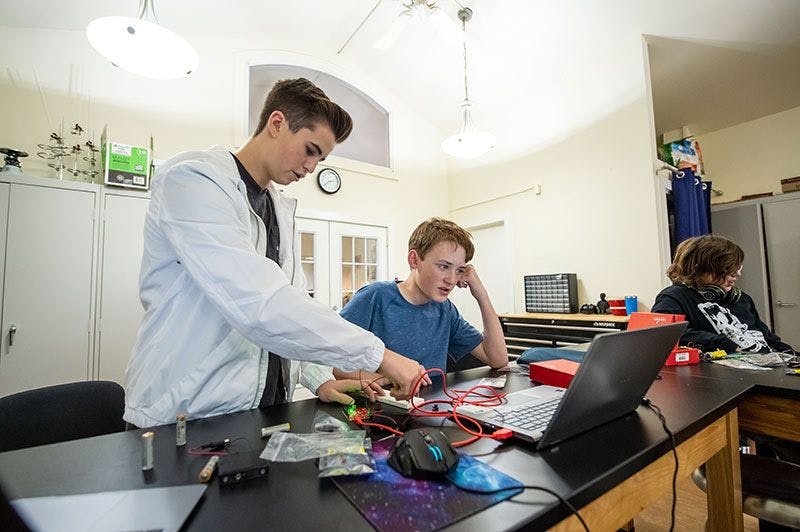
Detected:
left=0, top=26, right=450, bottom=279
left=447, top=38, right=667, bottom=312
left=697, top=105, right=800, bottom=203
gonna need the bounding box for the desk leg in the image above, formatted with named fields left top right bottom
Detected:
left=705, top=409, right=743, bottom=532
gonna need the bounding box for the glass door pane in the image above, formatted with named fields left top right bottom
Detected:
left=294, top=218, right=331, bottom=307
left=332, top=222, right=387, bottom=310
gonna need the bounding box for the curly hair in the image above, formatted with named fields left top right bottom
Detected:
left=253, top=78, right=352, bottom=143
left=408, top=217, right=474, bottom=262
left=667, top=235, right=744, bottom=288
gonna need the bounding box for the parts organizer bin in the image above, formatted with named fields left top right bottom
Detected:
left=524, top=273, right=578, bottom=313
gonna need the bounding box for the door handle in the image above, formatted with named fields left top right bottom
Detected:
left=8, top=324, right=17, bottom=346
left=777, top=300, right=798, bottom=308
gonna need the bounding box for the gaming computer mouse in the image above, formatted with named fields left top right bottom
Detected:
left=387, top=428, right=459, bottom=479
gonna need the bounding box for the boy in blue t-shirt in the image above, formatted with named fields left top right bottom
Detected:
left=335, top=217, right=508, bottom=385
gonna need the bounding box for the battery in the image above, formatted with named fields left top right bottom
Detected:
left=141, top=431, right=154, bottom=471
left=176, top=414, right=187, bottom=447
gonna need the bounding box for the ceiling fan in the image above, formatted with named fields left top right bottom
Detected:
left=337, top=0, right=463, bottom=54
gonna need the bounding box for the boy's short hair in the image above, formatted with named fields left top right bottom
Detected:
left=667, top=234, right=744, bottom=288
left=253, top=78, right=353, bottom=143
left=409, top=217, right=474, bottom=262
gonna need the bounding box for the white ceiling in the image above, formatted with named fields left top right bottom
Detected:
left=2, top=0, right=799, bottom=164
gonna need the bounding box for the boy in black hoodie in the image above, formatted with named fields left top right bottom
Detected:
left=652, top=234, right=794, bottom=355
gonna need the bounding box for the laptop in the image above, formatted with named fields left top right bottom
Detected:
left=459, top=322, right=687, bottom=449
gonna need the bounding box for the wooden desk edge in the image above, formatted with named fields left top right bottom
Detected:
left=738, top=392, right=800, bottom=443
left=551, top=409, right=743, bottom=531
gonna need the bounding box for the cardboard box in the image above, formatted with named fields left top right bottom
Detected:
left=529, top=359, right=580, bottom=388
left=627, top=312, right=686, bottom=331
left=627, top=312, right=699, bottom=366
left=101, top=126, right=151, bottom=190
left=781, top=176, right=800, bottom=194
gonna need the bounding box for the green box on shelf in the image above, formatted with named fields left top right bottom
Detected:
left=101, top=128, right=151, bottom=190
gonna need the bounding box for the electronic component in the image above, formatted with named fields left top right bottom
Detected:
left=260, top=422, right=290, bottom=438
left=141, top=431, right=154, bottom=471
left=376, top=395, right=412, bottom=410
left=199, top=455, right=219, bottom=483
left=218, top=451, right=269, bottom=486
left=176, top=414, right=187, bottom=447
left=200, top=438, right=231, bottom=451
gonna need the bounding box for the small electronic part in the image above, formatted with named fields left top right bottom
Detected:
left=199, top=455, right=219, bottom=483
left=478, top=376, right=508, bottom=388
left=141, top=431, right=154, bottom=471
left=200, top=438, right=231, bottom=451
left=708, top=349, right=728, bottom=359
left=376, top=395, right=412, bottom=410
left=176, top=414, right=187, bottom=447
left=344, top=403, right=371, bottom=421
left=261, top=422, right=290, bottom=438
left=218, top=452, right=269, bottom=486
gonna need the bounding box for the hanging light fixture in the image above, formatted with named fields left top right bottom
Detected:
left=441, top=7, right=495, bottom=159
left=86, top=0, right=199, bottom=80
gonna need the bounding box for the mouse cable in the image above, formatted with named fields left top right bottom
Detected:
left=642, top=398, right=677, bottom=532
left=445, top=476, right=589, bottom=532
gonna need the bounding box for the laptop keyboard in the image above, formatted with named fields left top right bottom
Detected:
left=491, top=398, right=561, bottom=431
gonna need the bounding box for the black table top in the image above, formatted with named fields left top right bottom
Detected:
left=0, top=367, right=753, bottom=531
left=660, top=361, right=800, bottom=400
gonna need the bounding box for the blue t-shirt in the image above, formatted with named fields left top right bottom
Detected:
left=340, top=281, right=483, bottom=371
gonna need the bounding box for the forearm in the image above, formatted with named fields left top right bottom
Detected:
left=476, top=296, right=508, bottom=368
left=333, top=368, right=360, bottom=380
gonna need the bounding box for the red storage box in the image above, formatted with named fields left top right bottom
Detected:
left=666, top=346, right=700, bottom=366
left=627, top=312, right=698, bottom=366
left=529, top=359, right=581, bottom=388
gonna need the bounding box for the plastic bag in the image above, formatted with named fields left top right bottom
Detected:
left=260, top=430, right=367, bottom=462
left=740, top=352, right=794, bottom=368
left=313, top=410, right=351, bottom=433
left=318, top=438, right=376, bottom=477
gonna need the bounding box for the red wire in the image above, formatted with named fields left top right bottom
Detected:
left=402, top=367, right=509, bottom=447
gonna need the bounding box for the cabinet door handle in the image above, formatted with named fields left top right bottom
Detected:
left=777, top=300, right=798, bottom=308
left=8, top=324, right=17, bottom=346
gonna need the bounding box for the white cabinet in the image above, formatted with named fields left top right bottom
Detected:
left=0, top=178, right=99, bottom=397
left=712, top=193, right=800, bottom=348
left=95, top=192, right=150, bottom=384
left=762, top=198, right=800, bottom=348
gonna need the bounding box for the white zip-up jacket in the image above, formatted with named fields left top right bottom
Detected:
left=124, top=147, right=385, bottom=427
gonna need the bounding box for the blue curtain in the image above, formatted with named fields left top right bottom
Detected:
left=673, top=168, right=711, bottom=243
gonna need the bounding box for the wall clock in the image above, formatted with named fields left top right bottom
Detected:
left=317, top=168, right=341, bottom=194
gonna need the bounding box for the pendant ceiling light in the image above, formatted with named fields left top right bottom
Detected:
left=86, top=0, right=199, bottom=80
left=441, top=7, right=495, bottom=159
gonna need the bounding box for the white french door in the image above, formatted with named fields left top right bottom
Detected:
left=295, top=218, right=387, bottom=311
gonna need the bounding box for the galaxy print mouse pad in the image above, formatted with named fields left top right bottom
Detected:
left=332, top=437, right=523, bottom=531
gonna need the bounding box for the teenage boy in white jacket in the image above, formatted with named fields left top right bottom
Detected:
left=124, top=78, right=425, bottom=427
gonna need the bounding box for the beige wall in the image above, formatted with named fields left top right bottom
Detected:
left=698, top=105, right=800, bottom=203
left=447, top=49, right=668, bottom=312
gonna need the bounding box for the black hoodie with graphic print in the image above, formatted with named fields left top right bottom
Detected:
left=652, top=284, right=795, bottom=354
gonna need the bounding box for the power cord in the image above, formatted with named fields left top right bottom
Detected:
left=642, top=398, right=678, bottom=532
left=445, top=475, right=589, bottom=531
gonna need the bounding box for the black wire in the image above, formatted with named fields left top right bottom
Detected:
left=445, top=475, right=590, bottom=531
left=644, top=399, right=678, bottom=532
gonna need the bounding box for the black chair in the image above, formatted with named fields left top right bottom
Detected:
left=692, top=453, right=800, bottom=529
left=0, top=381, right=126, bottom=452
